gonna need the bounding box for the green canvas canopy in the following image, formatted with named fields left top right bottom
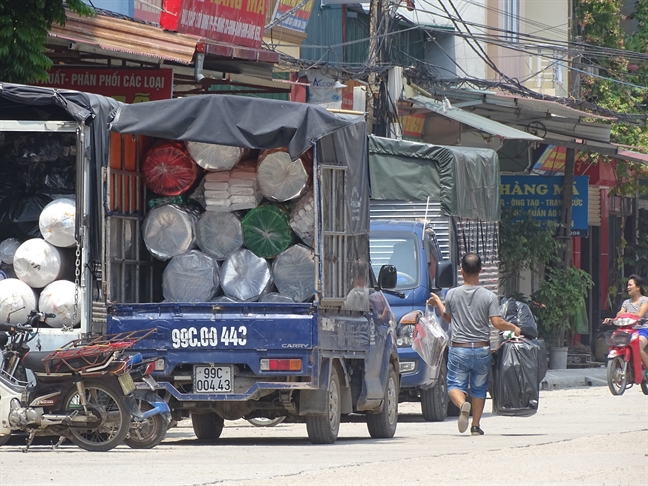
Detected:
left=368, top=135, right=501, bottom=222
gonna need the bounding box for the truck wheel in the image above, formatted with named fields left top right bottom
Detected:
left=306, top=366, right=341, bottom=444
left=421, top=360, right=448, bottom=422
left=191, top=412, right=224, bottom=441
left=366, top=364, right=398, bottom=439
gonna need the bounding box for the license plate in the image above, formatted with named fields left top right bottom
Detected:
left=193, top=365, right=232, bottom=393
left=118, top=372, right=136, bottom=395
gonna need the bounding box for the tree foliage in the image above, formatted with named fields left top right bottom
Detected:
left=0, top=0, right=94, bottom=84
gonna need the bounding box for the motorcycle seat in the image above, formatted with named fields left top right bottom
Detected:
left=21, top=351, right=102, bottom=374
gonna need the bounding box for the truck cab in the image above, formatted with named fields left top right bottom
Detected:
left=370, top=220, right=452, bottom=421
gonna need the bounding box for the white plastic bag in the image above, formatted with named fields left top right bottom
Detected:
left=412, top=307, right=449, bottom=368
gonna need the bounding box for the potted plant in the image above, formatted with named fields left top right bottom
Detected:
left=531, top=266, right=594, bottom=369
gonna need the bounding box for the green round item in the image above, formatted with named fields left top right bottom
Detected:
left=241, top=205, right=293, bottom=258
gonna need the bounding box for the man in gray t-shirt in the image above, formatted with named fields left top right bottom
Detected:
left=428, top=253, right=520, bottom=436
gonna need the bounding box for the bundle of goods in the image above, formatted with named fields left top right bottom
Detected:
left=13, top=238, right=72, bottom=288
left=0, top=278, right=37, bottom=324
left=256, top=150, right=308, bottom=202
left=162, top=250, right=220, bottom=302
left=272, top=244, right=315, bottom=302
left=241, top=205, right=293, bottom=259
left=212, top=295, right=237, bottom=303
left=142, top=142, right=199, bottom=196
left=491, top=337, right=542, bottom=417
left=196, top=211, right=244, bottom=261
left=412, top=309, right=449, bottom=369
left=499, top=297, right=538, bottom=338
left=38, top=280, right=81, bottom=328
left=142, top=204, right=198, bottom=260
left=289, top=191, right=315, bottom=248
left=186, top=141, right=245, bottom=171
left=259, top=293, right=296, bottom=303
left=0, top=193, right=52, bottom=239
left=202, top=163, right=261, bottom=212
left=0, top=238, right=20, bottom=264
left=220, top=249, right=272, bottom=302
left=38, top=197, right=76, bottom=248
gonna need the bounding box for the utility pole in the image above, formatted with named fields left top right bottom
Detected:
left=366, top=0, right=389, bottom=136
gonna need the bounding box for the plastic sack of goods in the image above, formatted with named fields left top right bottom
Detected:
left=272, top=244, right=315, bottom=302
left=142, top=204, right=198, bottom=260
left=0, top=238, right=20, bottom=264
left=202, top=163, right=261, bottom=212
left=258, top=292, right=295, bottom=303
left=196, top=211, right=244, bottom=261
left=38, top=280, right=81, bottom=328
left=412, top=309, right=448, bottom=369
left=491, top=338, right=542, bottom=417
left=162, top=250, right=220, bottom=302
left=220, top=249, right=272, bottom=302
left=186, top=141, right=245, bottom=171
left=290, top=191, right=315, bottom=248
left=38, top=197, right=76, bottom=248
left=0, top=278, right=37, bottom=324
left=256, top=150, right=308, bottom=202
left=499, top=298, right=538, bottom=338
left=241, top=205, right=293, bottom=259
left=13, top=238, right=72, bottom=288
left=142, top=142, right=199, bottom=196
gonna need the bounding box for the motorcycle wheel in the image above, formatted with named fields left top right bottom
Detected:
left=247, top=417, right=286, bottom=427
left=62, top=380, right=131, bottom=452
left=606, top=356, right=627, bottom=396
left=124, top=400, right=167, bottom=449
left=0, top=434, right=10, bottom=446
left=641, top=378, right=648, bottom=396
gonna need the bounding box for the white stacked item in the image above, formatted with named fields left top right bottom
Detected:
left=39, top=197, right=76, bottom=248
left=0, top=278, right=37, bottom=324
left=0, top=238, right=20, bottom=264
left=272, top=244, right=316, bottom=302
left=196, top=211, right=244, bottom=260
left=212, top=295, right=237, bottom=303
left=186, top=141, right=244, bottom=171
left=220, top=249, right=272, bottom=302
left=257, top=151, right=308, bottom=202
left=13, top=238, right=71, bottom=288
left=142, top=204, right=198, bottom=260
left=290, top=191, right=315, bottom=247
left=162, top=250, right=221, bottom=302
left=38, top=280, right=81, bottom=328
left=259, top=292, right=295, bottom=303
left=203, top=163, right=261, bottom=212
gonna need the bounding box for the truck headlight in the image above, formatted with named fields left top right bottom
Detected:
left=397, top=311, right=421, bottom=347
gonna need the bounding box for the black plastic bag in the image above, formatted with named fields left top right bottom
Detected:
left=492, top=338, right=540, bottom=417
left=500, top=297, right=538, bottom=338
left=0, top=193, right=52, bottom=239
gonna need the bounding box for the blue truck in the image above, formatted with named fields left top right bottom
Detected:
left=367, top=136, right=502, bottom=421
left=101, top=96, right=402, bottom=444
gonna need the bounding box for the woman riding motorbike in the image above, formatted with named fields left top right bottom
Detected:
left=605, top=275, right=648, bottom=380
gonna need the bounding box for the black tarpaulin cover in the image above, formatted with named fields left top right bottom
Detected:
left=109, top=95, right=362, bottom=159
left=492, top=339, right=541, bottom=417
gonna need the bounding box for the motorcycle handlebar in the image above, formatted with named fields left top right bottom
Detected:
left=0, top=311, right=55, bottom=333
left=0, top=322, right=33, bottom=333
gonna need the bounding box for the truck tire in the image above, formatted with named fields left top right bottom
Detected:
left=191, top=412, right=224, bottom=441
left=366, top=364, right=398, bottom=439
left=306, top=365, right=341, bottom=444
left=421, top=360, right=448, bottom=422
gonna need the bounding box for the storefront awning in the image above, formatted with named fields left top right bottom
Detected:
left=408, top=95, right=542, bottom=142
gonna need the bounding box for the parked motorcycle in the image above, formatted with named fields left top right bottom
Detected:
left=123, top=354, right=171, bottom=449
left=0, top=311, right=156, bottom=451
left=605, top=313, right=648, bottom=396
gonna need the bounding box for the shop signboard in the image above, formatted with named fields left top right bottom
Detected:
left=160, top=0, right=268, bottom=48
left=500, top=175, right=589, bottom=237
left=270, top=0, right=313, bottom=33
left=35, top=68, right=173, bottom=103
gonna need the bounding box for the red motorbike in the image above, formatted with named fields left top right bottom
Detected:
left=605, top=313, right=648, bottom=396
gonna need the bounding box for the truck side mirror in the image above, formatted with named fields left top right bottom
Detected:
left=378, top=265, right=397, bottom=290
left=434, top=261, right=455, bottom=289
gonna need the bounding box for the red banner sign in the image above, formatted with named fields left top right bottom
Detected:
left=160, top=0, right=268, bottom=48
left=35, top=68, right=173, bottom=103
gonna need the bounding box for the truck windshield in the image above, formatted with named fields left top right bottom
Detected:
left=369, top=235, right=419, bottom=290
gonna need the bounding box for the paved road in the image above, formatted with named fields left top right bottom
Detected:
left=1, top=386, right=646, bottom=485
